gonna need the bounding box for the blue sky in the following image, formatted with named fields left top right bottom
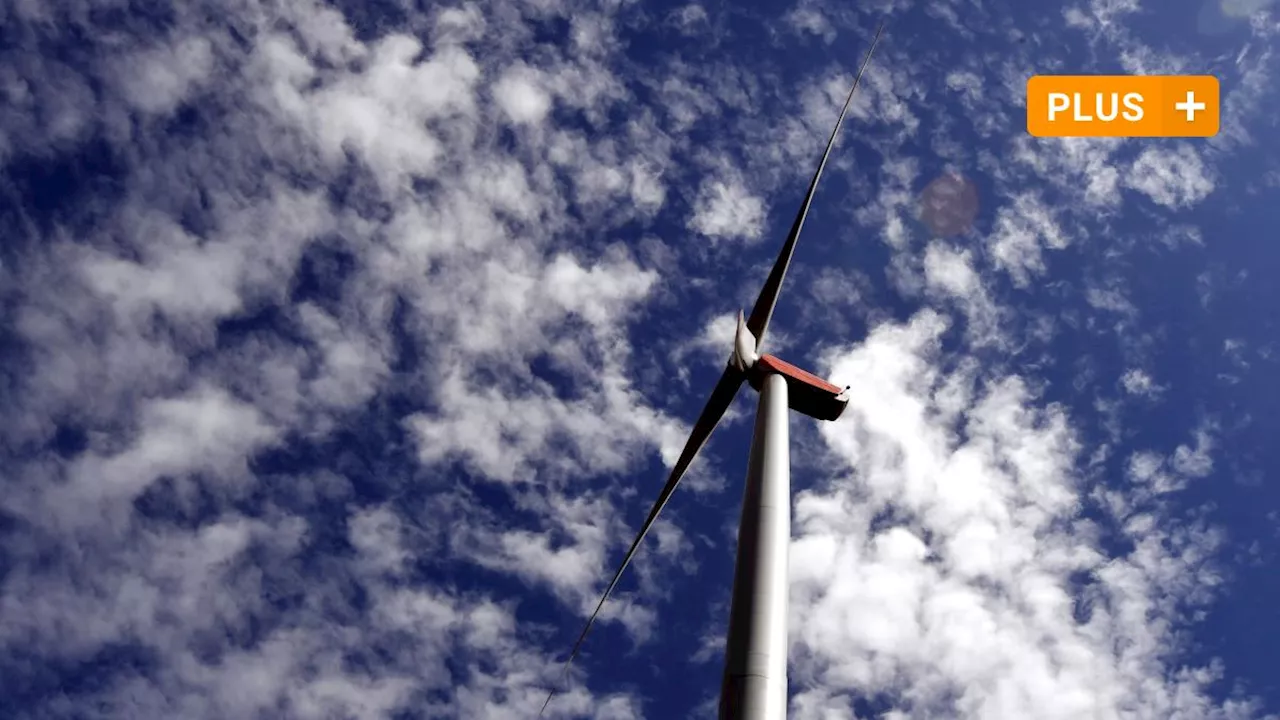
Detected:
left=1, top=0, right=1278, bottom=717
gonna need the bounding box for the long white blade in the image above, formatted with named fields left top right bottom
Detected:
left=746, top=22, right=886, bottom=351
left=540, top=364, right=745, bottom=715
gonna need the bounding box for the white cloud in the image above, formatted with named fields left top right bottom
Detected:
left=921, top=241, right=1003, bottom=347
left=786, top=6, right=837, bottom=43
left=1124, top=145, right=1215, bottom=209
left=434, top=4, right=487, bottom=44
left=1173, top=425, right=1216, bottom=479
left=855, top=155, right=920, bottom=252
left=659, top=76, right=720, bottom=132
left=628, top=159, right=667, bottom=212
left=1120, top=368, right=1164, bottom=398
left=945, top=70, right=985, bottom=118
left=848, top=63, right=923, bottom=137
left=259, top=32, right=482, bottom=189
left=689, top=174, right=767, bottom=242
left=790, top=313, right=1243, bottom=719
left=986, top=192, right=1068, bottom=287
left=1222, top=0, right=1277, bottom=17
left=1086, top=281, right=1139, bottom=319
left=1010, top=136, right=1124, bottom=210
left=669, top=4, right=710, bottom=35
left=921, top=242, right=976, bottom=295
left=1063, top=0, right=1141, bottom=30
left=493, top=62, right=553, bottom=125
left=349, top=504, right=411, bottom=575
left=113, top=36, right=215, bottom=116
left=693, top=311, right=738, bottom=360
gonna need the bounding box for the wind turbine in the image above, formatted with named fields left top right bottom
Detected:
left=541, top=24, right=886, bottom=720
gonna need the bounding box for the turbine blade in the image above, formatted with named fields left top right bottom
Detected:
left=540, top=364, right=746, bottom=715
left=745, top=21, right=886, bottom=349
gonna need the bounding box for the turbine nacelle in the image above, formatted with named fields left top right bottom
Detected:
left=731, top=309, right=760, bottom=373
left=732, top=308, right=850, bottom=422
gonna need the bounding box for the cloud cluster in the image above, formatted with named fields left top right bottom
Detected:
left=788, top=313, right=1254, bottom=719
left=0, top=1, right=696, bottom=717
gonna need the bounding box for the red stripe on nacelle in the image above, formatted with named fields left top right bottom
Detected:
left=756, top=355, right=843, bottom=394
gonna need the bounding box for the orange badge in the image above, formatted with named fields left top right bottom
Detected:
left=1026, top=75, right=1219, bottom=138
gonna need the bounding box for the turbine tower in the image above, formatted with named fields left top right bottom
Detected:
left=542, top=24, right=886, bottom=720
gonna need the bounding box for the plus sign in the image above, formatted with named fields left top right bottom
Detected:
left=1175, top=90, right=1206, bottom=122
